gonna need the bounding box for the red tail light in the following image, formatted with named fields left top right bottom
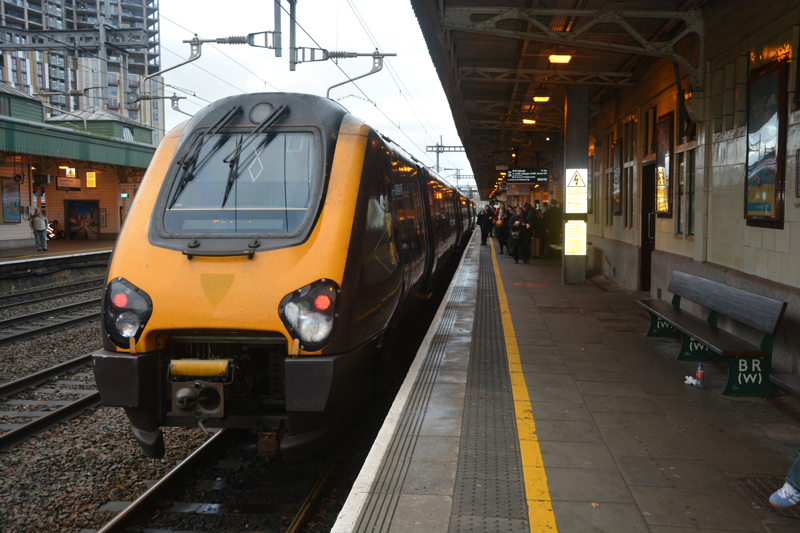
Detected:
left=314, top=294, right=331, bottom=311
left=112, top=293, right=128, bottom=308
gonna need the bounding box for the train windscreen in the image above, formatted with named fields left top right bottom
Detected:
left=163, top=132, right=316, bottom=235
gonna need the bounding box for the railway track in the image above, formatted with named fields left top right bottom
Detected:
left=0, top=298, right=101, bottom=345
left=0, top=353, right=100, bottom=450
left=96, top=428, right=351, bottom=533
left=0, top=278, right=103, bottom=310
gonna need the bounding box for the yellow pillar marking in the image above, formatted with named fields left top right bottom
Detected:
left=489, top=239, right=558, bottom=532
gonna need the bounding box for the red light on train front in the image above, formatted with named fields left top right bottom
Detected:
left=279, top=279, right=339, bottom=351
left=314, top=294, right=331, bottom=311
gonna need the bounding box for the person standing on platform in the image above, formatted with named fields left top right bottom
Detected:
left=509, top=207, right=531, bottom=264
left=476, top=204, right=493, bottom=245
left=523, top=203, right=535, bottom=261
left=495, top=207, right=510, bottom=254
left=30, top=208, right=48, bottom=252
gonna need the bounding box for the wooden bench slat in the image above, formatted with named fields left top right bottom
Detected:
left=668, top=271, right=787, bottom=336
left=637, top=300, right=766, bottom=357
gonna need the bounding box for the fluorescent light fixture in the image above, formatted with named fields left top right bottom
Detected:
left=549, top=54, right=572, bottom=63
left=533, top=96, right=550, bottom=103
left=58, top=166, right=70, bottom=169
left=523, top=119, right=536, bottom=124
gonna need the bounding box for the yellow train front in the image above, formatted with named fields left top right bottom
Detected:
left=92, top=93, right=475, bottom=461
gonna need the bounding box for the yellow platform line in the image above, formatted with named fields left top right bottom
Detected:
left=489, top=240, right=558, bottom=532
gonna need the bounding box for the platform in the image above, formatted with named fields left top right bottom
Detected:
left=0, top=239, right=113, bottom=264
left=333, top=234, right=800, bottom=533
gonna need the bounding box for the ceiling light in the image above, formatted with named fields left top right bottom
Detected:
left=549, top=54, right=572, bottom=64
left=546, top=137, right=550, bottom=141
left=533, top=96, right=550, bottom=103
left=523, top=119, right=536, bottom=124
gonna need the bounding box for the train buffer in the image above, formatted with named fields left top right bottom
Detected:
left=332, top=233, right=800, bottom=532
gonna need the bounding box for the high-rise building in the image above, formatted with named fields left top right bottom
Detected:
left=0, top=0, right=164, bottom=143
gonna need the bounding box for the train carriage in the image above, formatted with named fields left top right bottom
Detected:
left=92, top=93, right=474, bottom=461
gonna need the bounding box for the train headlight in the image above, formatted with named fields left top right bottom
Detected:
left=279, top=279, right=339, bottom=351
left=105, top=278, right=153, bottom=349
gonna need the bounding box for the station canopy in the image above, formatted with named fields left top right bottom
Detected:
left=411, top=0, right=706, bottom=198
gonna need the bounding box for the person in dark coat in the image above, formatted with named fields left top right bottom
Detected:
left=509, top=207, right=531, bottom=263
left=476, top=204, right=493, bottom=245
left=495, top=207, right=510, bottom=254
left=543, top=200, right=563, bottom=257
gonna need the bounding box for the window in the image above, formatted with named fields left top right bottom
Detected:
left=152, top=112, right=158, bottom=121
left=676, top=149, right=696, bottom=236
left=36, top=52, right=43, bottom=62
left=91, top=60, right=98, bottom=70
left=676, top=153, right=684, bottom=235
left=108, top=86, right=118, bottom=97
left=152, top=100, right=158, bottom=110
left=163, top=132, right=318, bottom=236
left=122, top=126, right=134, bottom=141
left=0, top=97, right=10, bottom=116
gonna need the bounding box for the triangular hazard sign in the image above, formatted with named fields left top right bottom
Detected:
left=568, top=171, right=586, bottom=187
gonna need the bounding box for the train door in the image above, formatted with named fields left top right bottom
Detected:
left=417, top=164, right=438, bottom=292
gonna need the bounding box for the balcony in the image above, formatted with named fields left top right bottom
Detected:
left=3, top=0, right=24, bottom=7
left=75, top=3, right=97, bottom=12
left=5, top=10, right=24, bottom=21
left=28, top=16, right=43, bottom=25
left=77, top=16, right=97, bottom=23
left=121, top=22, right=142, bottom=29
left=27, top=3, right=42, bottom=13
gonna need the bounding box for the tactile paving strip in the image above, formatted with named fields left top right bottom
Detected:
left=352, top=254, right=473, bottom=533
left=450, top=246, right=529, bottom=532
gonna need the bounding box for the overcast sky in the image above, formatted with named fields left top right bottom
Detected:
left=159, top=0, right=476, bottom=192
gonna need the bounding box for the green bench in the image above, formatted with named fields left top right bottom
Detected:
left=637, top=271, right=787, bottom=396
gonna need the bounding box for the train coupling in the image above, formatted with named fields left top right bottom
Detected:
left=167, top=359, right=233, bottom=420
left=257, top=427, right=282, bottom=460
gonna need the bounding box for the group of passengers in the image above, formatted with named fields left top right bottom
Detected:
left=476, top=201, right=563, bottom=264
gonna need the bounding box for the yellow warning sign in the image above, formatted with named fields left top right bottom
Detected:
left=86, top=172, right=96, bottom=188
left=564, top=220, right=586, bottom=256
left=66, top=167, right=76, bottom=178
left=565, top=168, right=587, bottom=214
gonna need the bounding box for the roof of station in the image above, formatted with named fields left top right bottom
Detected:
left=411, top=0, right=707, bottom=197
left=47, top=106, right=153, bottom=129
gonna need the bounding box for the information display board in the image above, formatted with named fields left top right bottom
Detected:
left=565, top=168, right=588, bottom=214
left=507, top=168, right=548, bottom=183
left=564, top=220, right=587, bottom=256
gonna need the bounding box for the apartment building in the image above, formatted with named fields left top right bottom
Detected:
left=0, top=0, right=164, bottom=143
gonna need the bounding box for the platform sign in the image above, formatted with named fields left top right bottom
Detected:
left=565, top=168, right=588, bottom=214
left=508, top=168, right=548, bottom=183
left=564, top=220, right=587, bottom=256
left=56, top=176, right=81, bottom=191
left=86, top=172, right=96, bottom=188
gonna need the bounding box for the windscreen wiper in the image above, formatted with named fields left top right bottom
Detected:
left=221, top=135, right=243, bottom=208
left=223, top=105, right=288, bottom=165
left=219, top=105, right=288, bottom=208
left=168, top=105, right=243, bottom=209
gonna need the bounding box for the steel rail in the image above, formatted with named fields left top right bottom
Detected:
left=0, top=278, right=103, bottom=305
left=285, top=428, right=353, bottom=533
left=0, top=391, right=101, bottom=450
left=0, top=285, right=103, bottom=311
left=96, top=429, right=229, bottom=533
left=0, top=353, right=93, bottom=398
left=0, top=298, right=101, bottom=328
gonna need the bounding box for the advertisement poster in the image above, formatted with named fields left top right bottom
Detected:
left=67, top=201, right=100, bottom=239
left=612, top=140, right=622, bottom=215
left=745, top=61, right=785, bottom=221
left=564, top=220, right=587, bottom=256
left=656, top=113, right=673, bottom=216
left=2, top=178, right=21, bottom=223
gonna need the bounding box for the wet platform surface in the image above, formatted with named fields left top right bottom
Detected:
left=334, top=234, right=800, bottom=533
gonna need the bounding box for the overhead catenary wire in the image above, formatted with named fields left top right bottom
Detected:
left=160, top=14, right=283, bottom=93
left=20, top=27, right=210, bottom=111
left=344, top=0, right=460, bottom=171
left=274, top=0, right=435, bottom=165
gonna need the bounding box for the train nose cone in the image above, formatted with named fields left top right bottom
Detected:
left=175, top=387, right=198, bottom=410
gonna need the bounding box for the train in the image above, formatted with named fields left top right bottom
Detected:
left=92, top=92, right=475, bottom=462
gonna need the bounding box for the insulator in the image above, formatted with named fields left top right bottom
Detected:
left=327, top=51, right=358, bottom=59
left=224, top=36, right=248, bottom=45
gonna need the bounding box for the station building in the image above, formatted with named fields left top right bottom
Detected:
left=0, top=81, right=155, bottom=249
left=413, top=0, right=800, bottom=375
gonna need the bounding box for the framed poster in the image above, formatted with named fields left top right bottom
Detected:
left=612, top=140, right=622, bottom=215
left=2, top=178, right=21, bottom=223
left=744, top=60, right=786, bottom=224
left=656, top=112, right=673, bottom=217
